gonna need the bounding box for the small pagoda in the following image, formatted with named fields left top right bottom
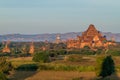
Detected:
left=29, top=42, right=35, bottom=54
left=2, top=41, right=11, bottom=53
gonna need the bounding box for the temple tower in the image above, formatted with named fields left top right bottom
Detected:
left=29, top=42, right=35, bottom=54
left=67, top=24, right=112, bottom=49
left=2, top=41, right=11, bottom=53
left=55, top=34, right=61, bottom=44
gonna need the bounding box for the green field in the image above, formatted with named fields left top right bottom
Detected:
left=7, top=55, right=120, bottom=80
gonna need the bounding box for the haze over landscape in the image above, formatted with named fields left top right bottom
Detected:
left=1, top=1, right=120, bottom=80
left=0, top=0, right=120, bottom=34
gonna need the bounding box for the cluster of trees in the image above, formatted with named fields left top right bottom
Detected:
left=32, top=51, right=50, bottom=63
left=0, top=57, right=13, bottom=80
left=0, top=42, right=119, bottom=79
left=0, top=42, right=67, bottom=57
left=0, top=41, right=120, bottom=57
left=32, top=51, right=116, bottom=78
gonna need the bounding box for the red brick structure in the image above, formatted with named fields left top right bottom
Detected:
left=67, top=24, right=115, bottom=49
left=29, top=42, right=35, bottom=54
left=2, top=41, right=11, bottom=53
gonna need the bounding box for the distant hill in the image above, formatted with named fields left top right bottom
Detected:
left=0, top=32, right=120, bottom=42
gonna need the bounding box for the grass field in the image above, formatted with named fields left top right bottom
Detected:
left=8, top=56, right=120, bottom=80
left=10, top=71, right=96, bottom=80
left=9, top=71, right=120, bottom=80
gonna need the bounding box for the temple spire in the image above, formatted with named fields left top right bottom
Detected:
left=29, top=41, right=35, bottom=54
left=2, top=41, right=11, bottom=53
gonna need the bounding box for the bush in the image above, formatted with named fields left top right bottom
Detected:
left=0, top=53, right=10, bottom=57
left=32, top=51, right=50, bottom=63
left=16, top=64, right=38, bottom=71
left=99, top=55, right=115, bottom=78
left=67, top=49, right=95, bottom=55
left=95, top=48, right=103, bottom=54
left=38, top=63, right=95, bottom=71
left=57, top=50, right=67, bottom=55
left=49, top=50, right=58, bottom=57
left=96, top=55, right=115, bottom=78
left=107, top=50, right=120, bottom=56
left=67, top=50, right=81, bottom=54
left=66, top=54, right=82, bottom=62
left=0, top=72, right=7, bottom=80
left=0, top=57, right=13, bottom=74
left=80, top=49, right=95, bottom=55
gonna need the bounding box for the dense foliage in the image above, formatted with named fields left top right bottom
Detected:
left=16, top=64, right=38, bottom=71
left=38, top=63, right=95, bottom=71
left=0, top=72, right=7, bottom=80
left=96, top=55, right=115, bottom=78
left=32, top=51, right=50, bottom=63
left=107, top=50, right=120, bottom=56
left=99, top=55, right=115, bottom=78
left=66, top=54, right=82, bottom=62
left=0, top=57, right=13, bottom=80
left=0, top=57, right=12, bottom=74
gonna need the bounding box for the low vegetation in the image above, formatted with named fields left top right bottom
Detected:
left=16, top=64, right=38, bottom=71
left=38, top=63, right=95, bottom=71
left=32, top=51, right=50, bottom=63
left=65, top=54, right=82, bottom=62
left=0, top=57, right=13, bottom=79
left=0, top=42, right=120, bottom=79
left=0, top=72, right=7, bottom=80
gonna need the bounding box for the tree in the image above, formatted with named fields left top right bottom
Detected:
left=97, top=55, right=115, bottom=78
left=0, top=57, right=12, bottom=74
left=32, top=51, right=50, bottom=63
left=0, top=57, right=13, bottom=80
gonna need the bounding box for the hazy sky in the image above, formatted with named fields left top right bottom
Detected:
left=0, top=0, right=120, bottom=34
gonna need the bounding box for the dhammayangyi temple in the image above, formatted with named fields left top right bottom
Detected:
left=67, top=24, right=116, bottom=49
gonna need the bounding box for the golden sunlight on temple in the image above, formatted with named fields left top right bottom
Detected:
left=2, top=41, right=11, bottom=53
left=29, top=42, right=35, bottom=54
left=67, top=24, right=116, bottom=49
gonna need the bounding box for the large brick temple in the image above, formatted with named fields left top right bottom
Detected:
left=67, top=24, right=115, bottom=49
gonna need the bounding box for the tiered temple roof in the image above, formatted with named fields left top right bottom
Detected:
left=67, top=24, right=114, bottom=49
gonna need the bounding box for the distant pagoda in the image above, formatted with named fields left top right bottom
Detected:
left=29, top=42, right=35, bottom=54
left=54, top=34, right=62, bottom=44
left=2, top=41, right=11, bottom=53
left=67, top=24, right=116, bottom=49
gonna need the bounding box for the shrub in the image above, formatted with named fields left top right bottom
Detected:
left=0, top=57, right=13, bottom=74
left=16, top=64, right=38, bottom=71
left=32, top=51, right=50, bottom=63
left=67, top=50, right=81, bottom=54
left=99, top=55, right=115, bottom=78
left=95, top=48, right=103, bottom=54
left=66, top=54, right=82, bottom=62
left=38, top=63, right=95, bottom=71
left=0, top=72, right=7, bottom=80
left=67, top=49, right=95, bottom=55
left=49, top=50, right=58, bottom=57
left=57, top=50, right=67, bottom=55
left=96, top=55, right=115, bottom=78
left=80, top=49, right=95, bottom=55
left=0, top=53, right=10, bottom=57
left=107, top=50, right=120, bottom=56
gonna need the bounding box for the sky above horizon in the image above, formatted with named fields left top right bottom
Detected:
left=0, top=0, right=120, bottom=34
